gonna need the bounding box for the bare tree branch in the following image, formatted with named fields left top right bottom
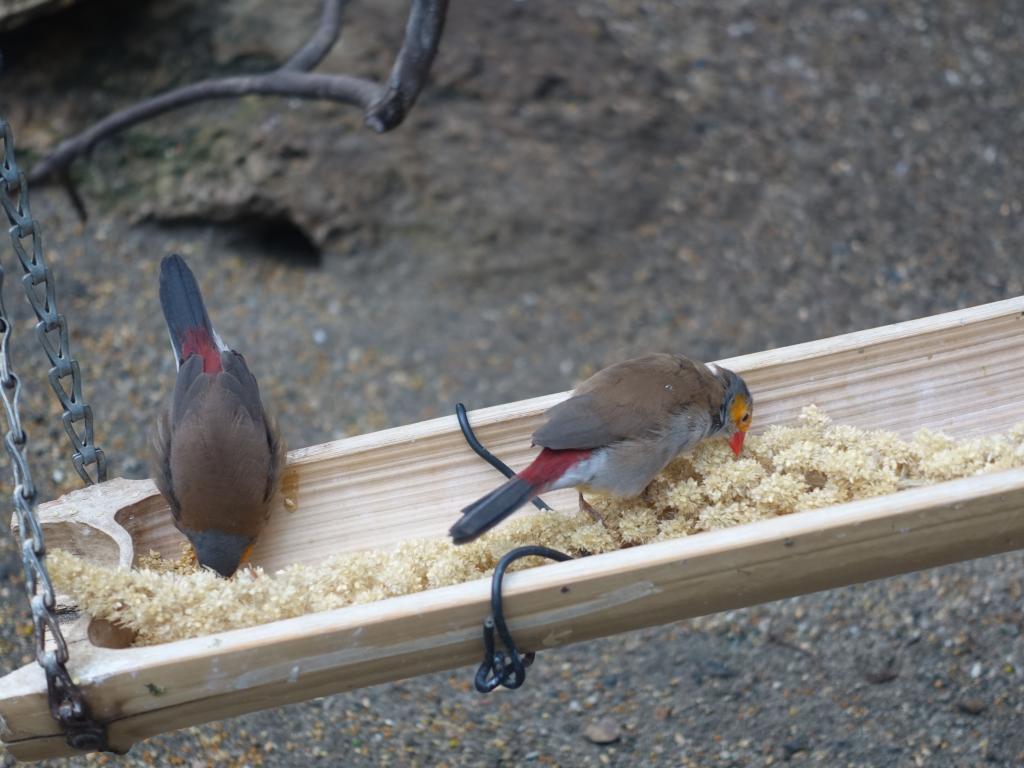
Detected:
left=29, top=73, right=380, bottom=184
left=282, top=0, right=347, bottom=72
left=365, top=0, right=449, bottom=132
left=28, top=0, right=449, bottom=186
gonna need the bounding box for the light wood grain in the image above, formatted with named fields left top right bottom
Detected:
left=2, top=296, right=1023, bottom=760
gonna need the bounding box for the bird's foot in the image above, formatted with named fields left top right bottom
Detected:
left=578, top=492, right=608, bottom=528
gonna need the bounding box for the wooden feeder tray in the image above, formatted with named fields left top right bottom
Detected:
left=2, top=297, right=1024, bottom=760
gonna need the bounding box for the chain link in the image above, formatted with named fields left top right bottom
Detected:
left=0, top=118, right=109, bottom=749
left=0, top=120, right=106, bottom=484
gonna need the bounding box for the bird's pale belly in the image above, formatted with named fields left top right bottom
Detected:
left=556, top=420, right=713, bottom=498
left=554, top=441, right=671, bottom=498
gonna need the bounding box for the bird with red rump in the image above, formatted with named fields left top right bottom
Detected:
left=152, top=254, right=285, bottom=577
left=449, top=354, right=752, bottom=544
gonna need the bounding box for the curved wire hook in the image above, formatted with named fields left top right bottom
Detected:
left=474, top=545, right=573, bottom=692
left=455, top=403, right=551, bottom=512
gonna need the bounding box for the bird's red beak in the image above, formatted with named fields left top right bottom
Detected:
left=729, top=431, right=745, bottom=456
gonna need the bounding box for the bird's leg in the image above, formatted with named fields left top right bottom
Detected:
left=578, top=492, right=608, bottom=528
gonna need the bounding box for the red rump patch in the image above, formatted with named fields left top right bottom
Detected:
left=180, top=328, right=222, bottom=373
left=520, top=447, right=592, bottom=487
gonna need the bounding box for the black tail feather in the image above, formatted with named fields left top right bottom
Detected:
left=449, top=476, right=540, bottom=545
left=159, top=254, right=214, bottom=362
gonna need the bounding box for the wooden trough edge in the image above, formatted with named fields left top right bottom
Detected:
left=1, top=295, right=1023, bottom=760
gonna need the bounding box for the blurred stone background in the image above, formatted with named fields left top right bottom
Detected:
left=0, top=0, right=1021, bottom=764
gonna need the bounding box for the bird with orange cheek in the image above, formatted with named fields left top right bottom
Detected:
left=449, top=354, right=752, bottom=544
left=152, top=254, right=285, bottom=577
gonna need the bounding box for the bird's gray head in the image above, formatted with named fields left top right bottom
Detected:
left=710, top=366, right=753, bottom=454
left=186, top=529, right=253, bottom=578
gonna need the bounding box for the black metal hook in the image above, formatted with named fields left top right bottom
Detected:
left=454, top=403, right=572, bottom=691
left=474, top=545, right=572, bottom=693
left=455, top=402, right=551, bottom=511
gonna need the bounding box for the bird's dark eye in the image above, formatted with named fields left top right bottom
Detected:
left=742, top=413, right=751, bottom=422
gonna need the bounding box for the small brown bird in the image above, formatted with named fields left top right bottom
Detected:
left=449, top=354, right=752, bottom=544
left=152, top=254, right=285, bottom=577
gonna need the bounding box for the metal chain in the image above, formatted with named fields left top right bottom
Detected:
left=0, top=118, right=109, bottom=749
left=0, top=120, right=106, bottom=485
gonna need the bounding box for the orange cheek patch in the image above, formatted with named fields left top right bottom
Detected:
left=729, top=395, right=748, bottom=425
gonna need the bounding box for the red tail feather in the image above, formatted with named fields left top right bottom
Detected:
left=519, top=448, right=591, bottom=488
left=450, top=446, right=593, bottom=544
left=180, top=328, right=222, bottom=373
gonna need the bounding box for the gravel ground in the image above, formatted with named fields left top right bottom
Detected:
left=0, top=0, right=1022, bottom=765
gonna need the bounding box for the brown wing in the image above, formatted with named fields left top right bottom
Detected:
left=532, top=354, right=724, bottom=450
left=152, top=354, right=207, bottom=522
left=220, top=351, right=285, bottom=504
left=152, top=408, right=178, bottom=516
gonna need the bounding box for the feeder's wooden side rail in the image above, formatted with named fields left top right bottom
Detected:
left=1, top=296, right=1023, bottom=760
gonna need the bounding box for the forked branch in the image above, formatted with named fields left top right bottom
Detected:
left=28, top=0, right=449, bottom=185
